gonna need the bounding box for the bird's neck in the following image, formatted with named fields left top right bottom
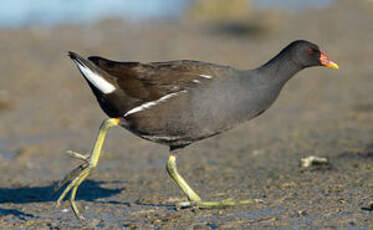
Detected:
left=255, top=50, right=305, bottom=86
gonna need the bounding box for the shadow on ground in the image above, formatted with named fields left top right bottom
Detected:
left=0, top=180, right=125, bottom=204
left=0, top=207, right=35, bottom=220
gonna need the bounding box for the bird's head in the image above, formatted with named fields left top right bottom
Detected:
left=289, top=40, right=339, bottom=70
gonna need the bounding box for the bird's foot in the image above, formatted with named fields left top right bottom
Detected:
left=54, top=118, right=118, bottom=221
left=53, top=150, right=94, bottom=221
left=176, top=198, right=263, bottom=209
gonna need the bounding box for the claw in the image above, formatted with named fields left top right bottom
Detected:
left=55, top=168, right=87, bottom=205
left=175, top=201, right=194, bottom=209
left=53, top=163, right=88, bottom=196
left=176, top=198, right=261, bottom=210
left=67, top=150, right=89, bottom=162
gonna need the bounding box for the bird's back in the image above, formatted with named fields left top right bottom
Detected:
left=70, top=53, right=284, bottom=147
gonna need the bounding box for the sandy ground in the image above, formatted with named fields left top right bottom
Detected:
left=0, top=1, right=372, bottom=229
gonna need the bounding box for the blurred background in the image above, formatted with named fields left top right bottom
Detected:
left=0, top=0, right=335, bottom=28
left=0, top=0, right=372, bottom=228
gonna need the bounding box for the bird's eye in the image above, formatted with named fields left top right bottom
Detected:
left=307, top=48, right=314, bottom=55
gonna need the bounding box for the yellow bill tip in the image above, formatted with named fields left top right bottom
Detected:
left=320, top=52, right=339, bottom=70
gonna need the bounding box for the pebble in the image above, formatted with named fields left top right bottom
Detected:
left=300, top=156, right=329, bottom=168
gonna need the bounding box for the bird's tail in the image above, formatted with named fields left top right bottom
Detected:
left=68, top=51, right=116, bottom=94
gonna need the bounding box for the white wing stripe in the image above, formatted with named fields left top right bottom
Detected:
left=199, top=74, right=213, bottom=79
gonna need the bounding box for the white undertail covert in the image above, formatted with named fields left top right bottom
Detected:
left=73, top=60, right=116, bottom=94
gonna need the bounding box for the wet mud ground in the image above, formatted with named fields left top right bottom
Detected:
left=0, top=1, right=372, bottom=229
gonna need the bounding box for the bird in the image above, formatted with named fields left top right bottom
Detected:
left=54, top=40, right=338, bottom=220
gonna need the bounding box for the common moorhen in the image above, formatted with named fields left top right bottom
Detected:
left=55, top=40, right=338, bottom=220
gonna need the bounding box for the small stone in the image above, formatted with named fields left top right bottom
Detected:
left=252, top=149, right=264, bottom=156
left=297, top=210, right=307, bottom=216
left=301, top=156, right=329, bottom=168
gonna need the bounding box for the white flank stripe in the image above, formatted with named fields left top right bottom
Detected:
left=74, top=60, right=116, bottom=94
left=199, top=74, right=213, bottom=79
left=142, top=135, right=183, bottom=141
left=124, top=91, right=186, bottom=117
left=193, top=79, right=201, bottom=84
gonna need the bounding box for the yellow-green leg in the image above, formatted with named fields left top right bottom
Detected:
left=54, top=118, right=119, bottom=221
left=166, top=153, right=260, bottom=209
